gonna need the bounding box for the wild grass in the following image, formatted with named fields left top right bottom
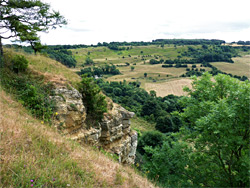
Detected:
left=131, top=116, right=156, bottom=133
left=0, top=86, right=156, bottom=188
left=0, top=87, right=93, bottom=187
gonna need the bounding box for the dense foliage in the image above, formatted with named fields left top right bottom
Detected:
left=78, top=75, right=107, bottom=122
left=97, top=80, right=183, bottom=133
left=140, top=73, right=250, bottom=187
left=137, top=131, right=166, bottom=155
left=79, top=64, right=121, bottom=77
left=45, top=49, right=77, bottom=68
left=236, top=40, right=250, bottom=45
left=11, top=55, right=29, bottom=73
left=0, top=55, right=55, bottom=123
left=0, top=0, right=66, bottom=54
left=182, top=45, right=237, bottom=63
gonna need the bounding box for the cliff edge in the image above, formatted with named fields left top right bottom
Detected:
left=51, top=85, right=137, bottom=164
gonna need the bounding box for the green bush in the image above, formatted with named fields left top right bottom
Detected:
left=78, top=75, right=107, bottom=121
left=0, top=67, right=55, bottom=123
left=17, top=82, right=55, bottom=122
left=11, top=55, right=28, bottom=73
left=137, top=131, right=166, bottom=155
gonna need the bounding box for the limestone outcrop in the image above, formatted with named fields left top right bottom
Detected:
left=51, top=86, right=137, bottom=164
left=51, top=87, right=87, bottom=134
left=100, top=103, right=137, bottom=164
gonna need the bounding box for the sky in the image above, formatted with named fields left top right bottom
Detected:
left=5, top=0, right=250, bottom=45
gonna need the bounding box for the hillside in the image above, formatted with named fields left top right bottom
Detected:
left=1, top=1, right=249, bottom=186
left=70, top=44, right=249, bottom=97
left=1, top=43, right=249, bottom=187
left=0, top=49, right=156, bottom=187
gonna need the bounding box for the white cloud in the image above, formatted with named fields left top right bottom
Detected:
left=4, top=0, right=250, bottom=45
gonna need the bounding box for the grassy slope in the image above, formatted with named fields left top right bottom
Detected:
left=0, top=87, right=155, bottom=188
left=4, top=48, right=81, bottom=87
left=72, top=45, right=189, bottom=67
left=131, top=116, right=156, bottom=133
left=0, top=49, right=156, bottom=187
left=212, top=56, right=250, bottom=78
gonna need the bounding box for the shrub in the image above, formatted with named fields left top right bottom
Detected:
left=149, top=59, right=159, bottom=64
left=0, top=67, right=55, bottom=123
left=78, top=75, right=107, bottom=121
left=11, top=55, right=28, bottom=73
left=155, top=116, right=174, bottom=133
left=137, top=131, right=166, bottom=155
left=85, top=57, right=94, bottom=65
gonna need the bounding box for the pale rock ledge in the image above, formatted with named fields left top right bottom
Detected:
left=51, top=86, right=137, bottom=164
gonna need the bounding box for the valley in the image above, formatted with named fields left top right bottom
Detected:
left=69, top=43, right=249, bottom=96
left=1, top=0, right=249, bottom=187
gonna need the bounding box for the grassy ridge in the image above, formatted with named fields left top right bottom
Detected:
left=3, top=48, right=81, bottom=87
left=72, top=45, right=190, bottom=66
left=0, top=87, right=94, bottom=187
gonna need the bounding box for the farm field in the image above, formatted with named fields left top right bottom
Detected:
left=212, top=56, right=250, bottom=78
left=71, top=44, right=248, bottom=96
left=144, top=78, right=192, bottom=97
left=105, top=62, right=209, bottom=96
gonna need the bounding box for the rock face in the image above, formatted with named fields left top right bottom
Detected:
left=51, top=86, right=137, bottom=164
left=100, top=103, right=137, bottom=164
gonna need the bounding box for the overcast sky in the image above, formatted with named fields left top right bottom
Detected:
left=13, top=0, right=250, bottom=45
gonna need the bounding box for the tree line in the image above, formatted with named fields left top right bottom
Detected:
left=5, top=39, right=227, bottom=53
left=79, top=64, right=121, bottom=77
left=96, top=79, right=183, bottom=133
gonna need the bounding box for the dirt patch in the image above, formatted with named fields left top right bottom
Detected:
left=144, top=78, right=192, bottom=97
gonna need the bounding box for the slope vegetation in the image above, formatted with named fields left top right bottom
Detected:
left=0, top=49, right=156, bottom=187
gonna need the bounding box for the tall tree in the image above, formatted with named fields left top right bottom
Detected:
left=142, top=73, right=250, bottom=187
left=179, top=73, right=250, bottom=187
left=0, top=0, right=67, bottom=55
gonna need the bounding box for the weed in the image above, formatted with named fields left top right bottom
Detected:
left=70, top=103, right=78, bottom=111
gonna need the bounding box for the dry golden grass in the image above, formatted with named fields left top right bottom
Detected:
left=144, top=78, right=192, bottom=97
left=0, top=87, right=156, bottom=188
left=223, top=43, right=250, bottom=47
left=106, top=62, right=186, bottom=82
left=212, top=56, right=250, bottom=77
